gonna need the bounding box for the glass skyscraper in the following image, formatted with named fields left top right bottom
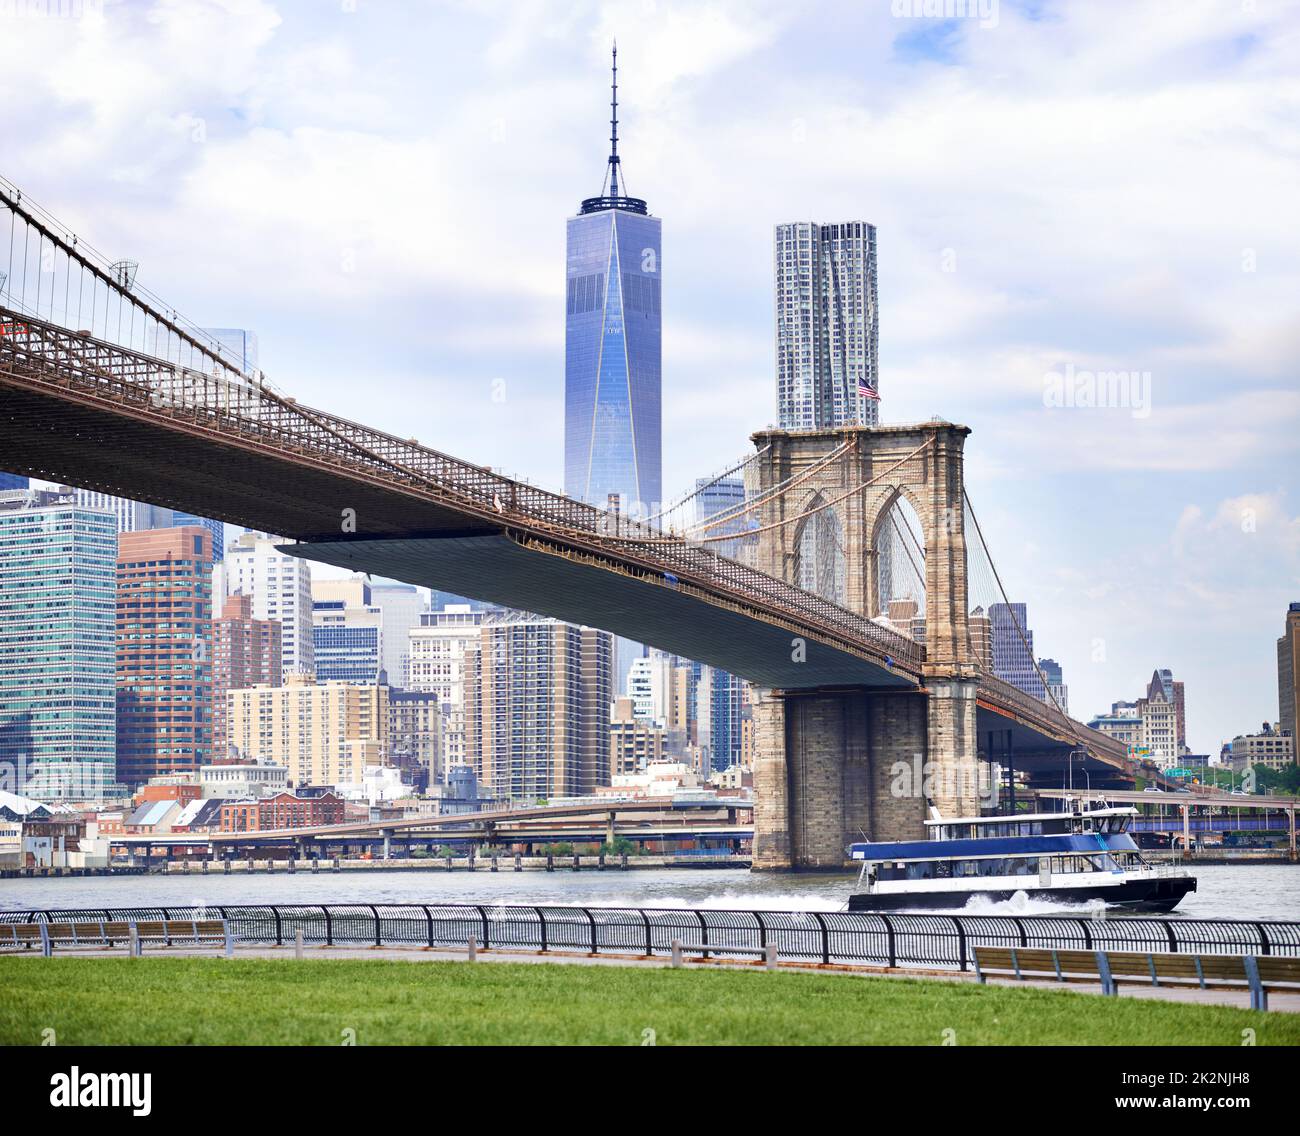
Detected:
left=0, top=489, right=117, bottom=800
left=564, top=45, right=661, bottom=518
left=989, top=602, right=1046, bottom=700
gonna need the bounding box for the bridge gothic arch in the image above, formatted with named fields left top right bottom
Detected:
left=748, top=422, right=983, bottom=868
left=790, top=491, right=848, bottom=608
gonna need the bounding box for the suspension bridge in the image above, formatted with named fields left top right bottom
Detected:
left=0, top=176, right=1157, bottom=868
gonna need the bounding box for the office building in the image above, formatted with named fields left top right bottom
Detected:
left=1087, top=703, right=1143, bottom=751
left=226, top=672, right=388, bottom=788
left=610, top=696, right=666, bottom=776
left=311, top=575, right=383, bottom=684
left=212, top=593, right=281, bottom=760
left=388, top=688, right=441, bottom=790
left=1224, top=724, right=1294, bottom=773
left=1151, top=667, right=1186, bottom=751
left=215, top=531, right=315, bottom=678
left=67, top=489, right=172, bottom=534
left=0, top=489, right=117, bottom=800
left=774, top=220, right=879, bottom=429
left=115, top=526, right=215, bottom=788
left=201, top=327, right=259, bottom=375
left=1038, top=657, right=1068, bottom=715
left=989, top=602, right=1045, bottom=699
left=1279, top=603, right=1300, bottom=743
left=407, top=604, right=487, bottom=774
left=473, top=613, right=614, bottom=800
left=693, top=474, right=752, bottom=561
left=1135, top=671, right=1180, bottom=768
left=695, top=662, right=749, bottom=773
left=171, top=512, right=226, bottom=563
left=370, top=582, right=426, bottom=688
left=564, top=45, right=662, bottom=518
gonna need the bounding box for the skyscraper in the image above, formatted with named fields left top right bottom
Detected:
left=311, top=576, right=383, bottom=684
left=172, top=512, right=226, bottom=562
left=0, top=488, right=117, bottom=800
left=564, top=44, right=662, bottom=517
left=989, top=602, right=1045, bottom=699
left=115, top=527, right=214, bottom=788
left=369, top=582, right=426, bottom=687
left=407, top=604, right=487, bottom=774
left=1152, top=667, right=1186, bottom=752
left=1277, top=603, right=1299, bottom=742
left=216, top=531, right=315, bottom=678
left=1037, top=657, right=1069, bottom=715
left=774, top=221, right=879, bottom=429
left=201, top=327, right=259, bottom=375
left=67, top=489, right=172, bottom=534
left=473, top=614, right=613, bottom=800
left=212, top=593, right=281, bottom=760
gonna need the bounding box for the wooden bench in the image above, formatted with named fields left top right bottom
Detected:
left=0, top=919, right=234, bottom=958
left=972, top=945, right=1300, bottom=1011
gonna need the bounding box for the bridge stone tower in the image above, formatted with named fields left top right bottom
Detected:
left=748, top=422, right=983, bottom=869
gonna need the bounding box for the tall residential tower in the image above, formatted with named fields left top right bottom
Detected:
left=564, top=44, right=662, bottom=517
left=774, top=221, right=879, bottom=429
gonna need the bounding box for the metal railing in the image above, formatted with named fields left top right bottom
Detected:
left=3, top=904, right=1296, bottom=970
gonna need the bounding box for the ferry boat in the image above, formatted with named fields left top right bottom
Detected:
left=847, top=799, right=1196, bottom=913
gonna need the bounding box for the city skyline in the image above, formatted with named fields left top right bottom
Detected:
left=1, top=2, right=1297, bottom=755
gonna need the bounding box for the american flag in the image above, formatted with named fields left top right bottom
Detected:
left=858, top=375, right=880, bottom=401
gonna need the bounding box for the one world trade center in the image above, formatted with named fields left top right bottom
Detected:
left=564, top=44, right=662, bottom=519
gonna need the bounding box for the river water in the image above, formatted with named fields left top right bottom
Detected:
left=1, top=865, right=1298, bottom=921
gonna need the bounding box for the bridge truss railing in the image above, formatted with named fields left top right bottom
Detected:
left=979, top=672, right=1130, bottom=765
left=0, top=306, right=924, bottom=674
left=3, top=903, right=1297, bottom=968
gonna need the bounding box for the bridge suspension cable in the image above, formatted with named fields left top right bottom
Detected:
left=0, top=175, right=248, bottom=380
left=962, top=491, right=1100, bottom=767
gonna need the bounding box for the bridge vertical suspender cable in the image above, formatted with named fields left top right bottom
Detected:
left=963, top=491, right=1098, bottom=768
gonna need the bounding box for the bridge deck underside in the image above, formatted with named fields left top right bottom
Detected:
left=288, top=536, right=915, bottom=689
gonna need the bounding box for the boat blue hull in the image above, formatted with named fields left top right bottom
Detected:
left=847, top=875, right=1196, bottom=914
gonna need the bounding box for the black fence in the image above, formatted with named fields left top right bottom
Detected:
left=3, top=904, right=1298, bottom=971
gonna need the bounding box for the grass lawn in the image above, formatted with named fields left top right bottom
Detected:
left=1, top=956, right=1294, bottom=1046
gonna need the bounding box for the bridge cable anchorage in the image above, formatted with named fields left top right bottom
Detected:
left=963, top=490, right=1107, bottom=773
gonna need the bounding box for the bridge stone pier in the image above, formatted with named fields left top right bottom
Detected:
left=749, top=423, right=983, bottom=870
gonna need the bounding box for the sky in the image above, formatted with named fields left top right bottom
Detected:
left=1, top=0, right=1297, bottom=756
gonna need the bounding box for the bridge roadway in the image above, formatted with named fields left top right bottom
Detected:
left=130, top=797, right=752, bottom=847
left=0, top=307, right=1133, bottom=776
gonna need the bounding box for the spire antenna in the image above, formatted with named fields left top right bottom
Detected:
left=609, top=40, right=620, bottom=198
left=579, top=38, right=647, bottom=215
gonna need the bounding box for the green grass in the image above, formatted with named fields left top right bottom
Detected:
left=1, top=956, right=1294, bottom=1046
